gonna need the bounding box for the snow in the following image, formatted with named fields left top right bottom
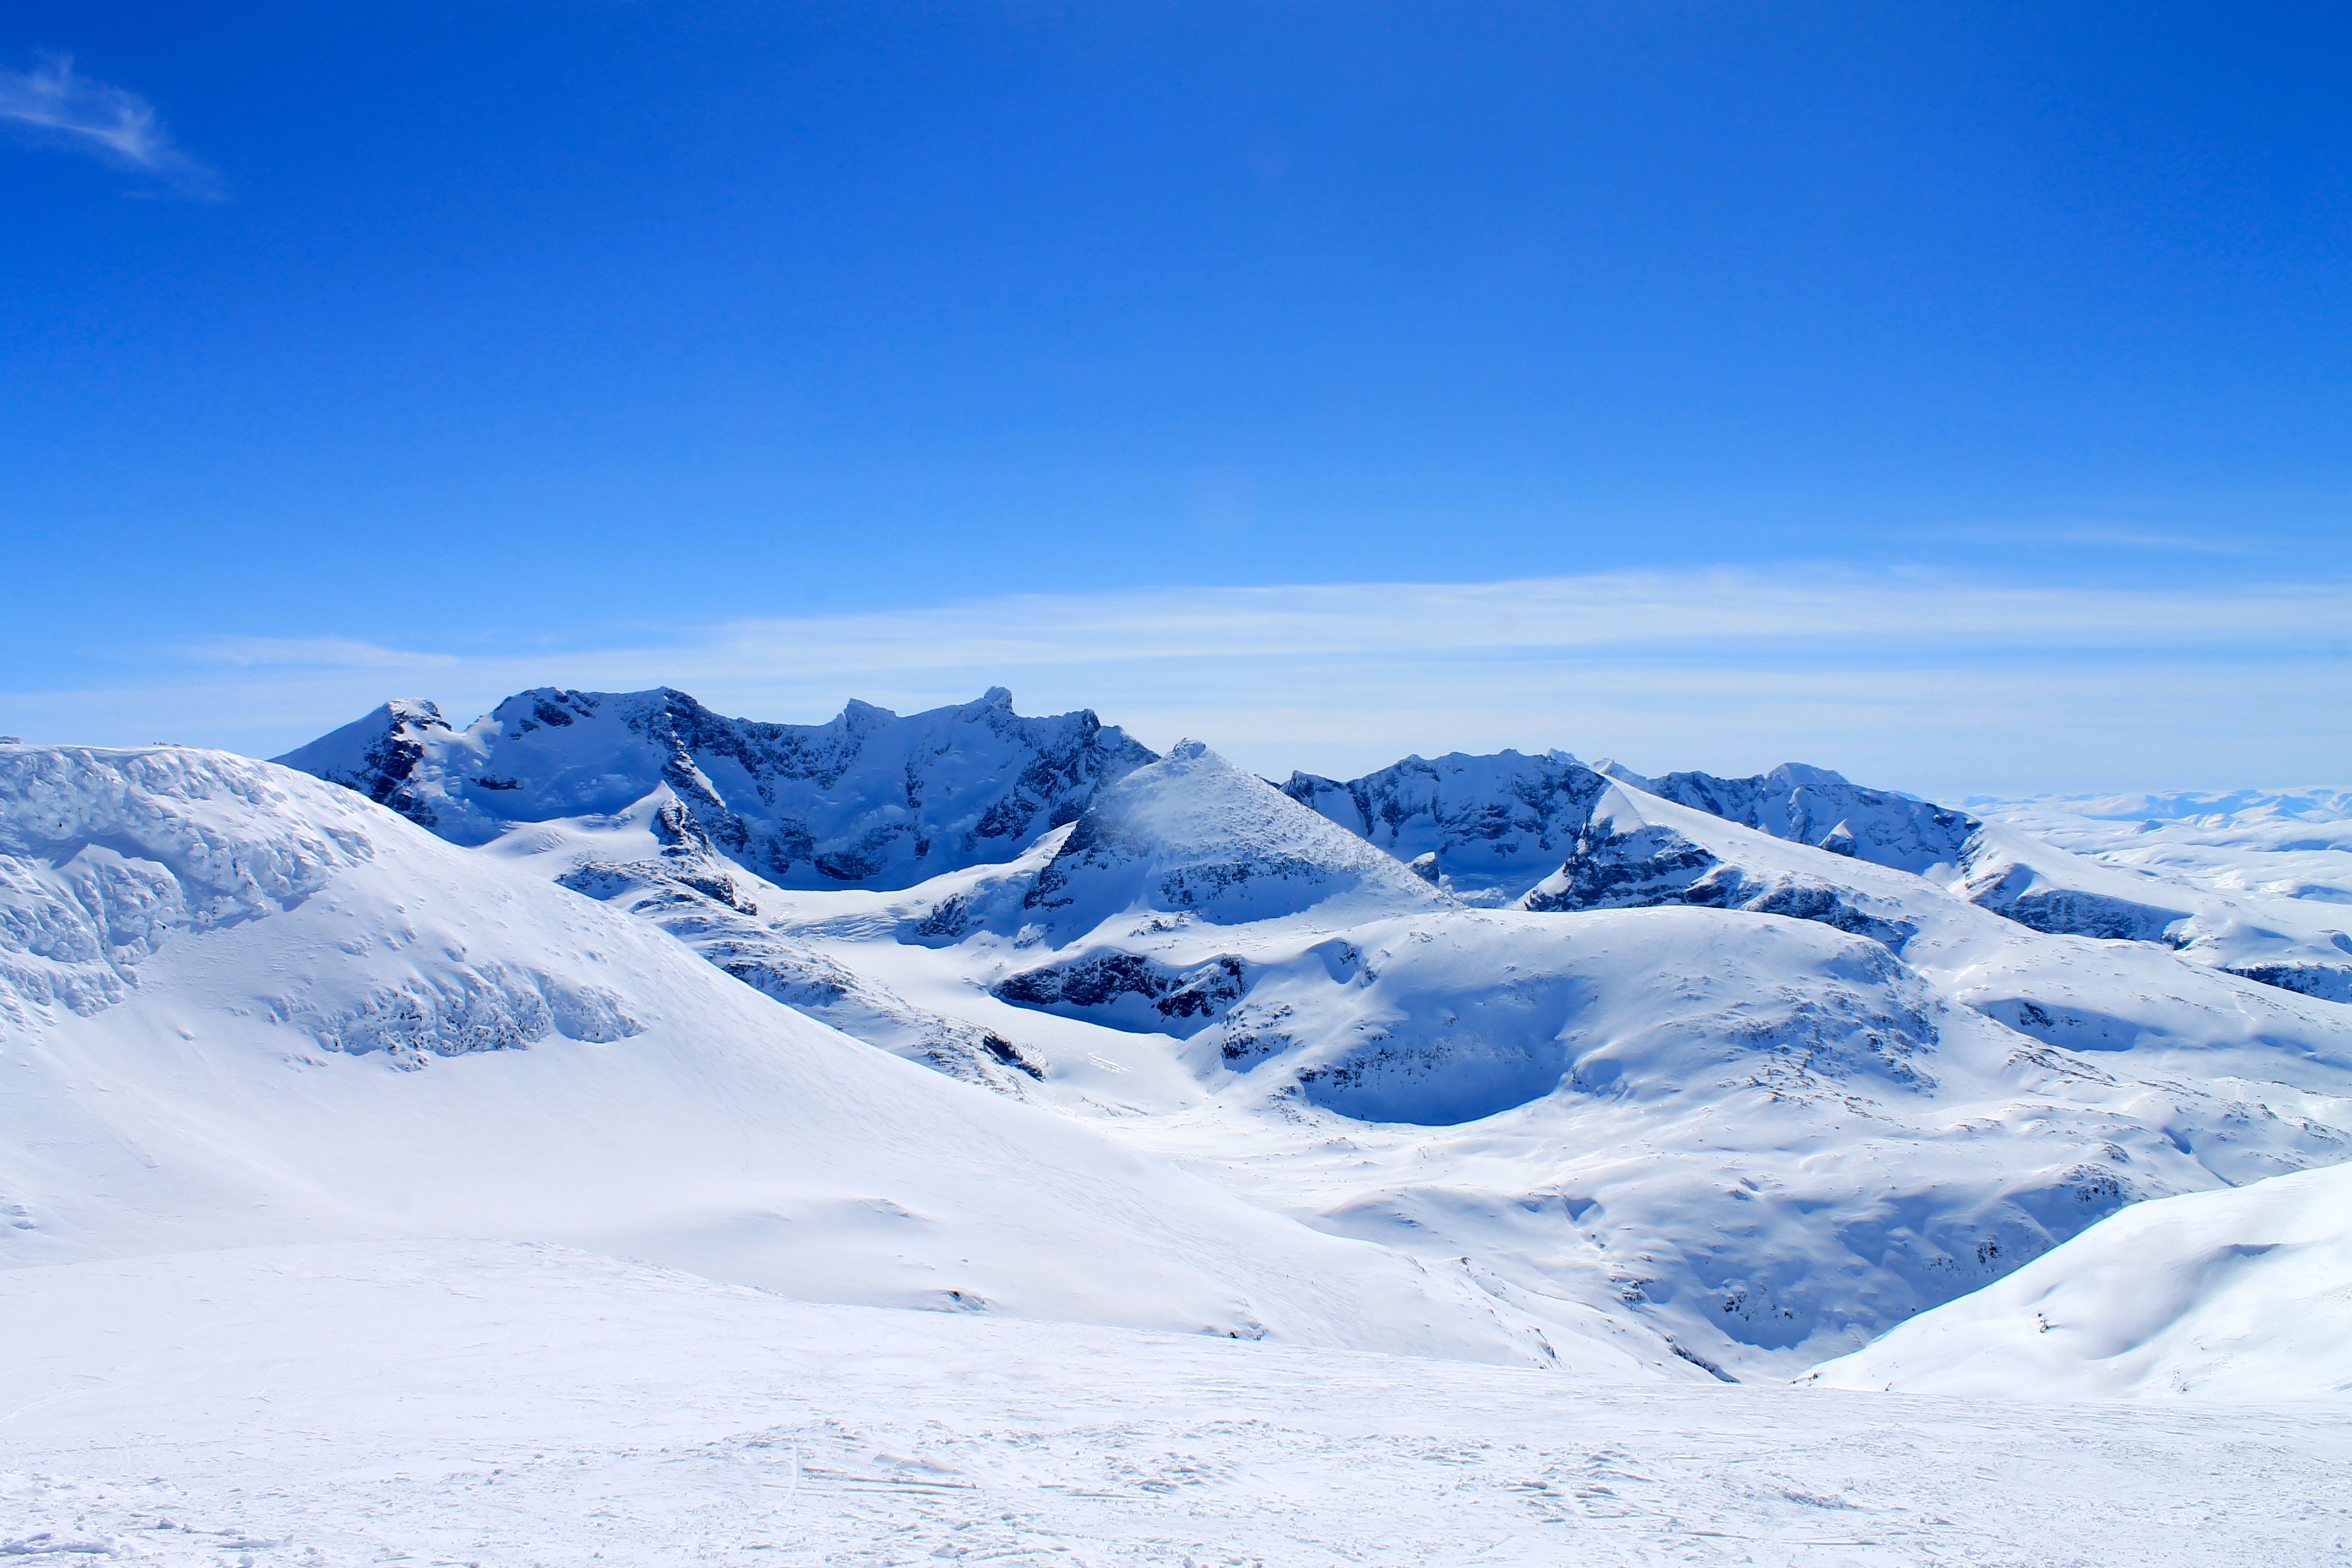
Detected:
left=3, top=1239, right=2347, bottom=1566
left=8, top=690, right=2352, bottom=1561
left=1024, top=741, right=1449, bottom=936
left=1805, top=1160, right=2352, bottom=1400
left=0, top=745, right=1659, bottom=1370
left=684, top=738, right=2352, bottom=1378
left=1973, top=787, right=2352, bottom=911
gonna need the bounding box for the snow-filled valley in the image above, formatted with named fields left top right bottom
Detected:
left=4, top=688, right=2349, bottom=1565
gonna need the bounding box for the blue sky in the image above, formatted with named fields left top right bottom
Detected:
left=2, top=3, right=2346, bottom=793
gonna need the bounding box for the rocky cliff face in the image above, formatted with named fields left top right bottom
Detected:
left=278, top=686, right=1157, bottom=890
left=1517, top=787, right=1918, bottom=949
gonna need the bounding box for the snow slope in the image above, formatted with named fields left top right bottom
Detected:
left=1517, top=781, right=2352, bottom=1078
left=1613, top=760, right=2352, bottom=995
left=1804, top=1160, right=2352, bottom=1400
left=0, top=743, right=1657, bottom=1371
left=4, top=1239, right=2346, bottom=1567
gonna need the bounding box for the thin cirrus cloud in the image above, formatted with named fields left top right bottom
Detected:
left=7, top=569, right=2349, bottom=796
left=0, top=52, right=220, bottom=198
left=181, top=638, right=462, bottom=671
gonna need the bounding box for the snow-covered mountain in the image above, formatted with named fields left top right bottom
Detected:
left=1605, top=759, right=1978, bottom=874
left=1278, top=749, right=1611, bottom=901
left=276, top=685, right=1155, bottom=889
left=0, top=743, right=1647, bottom=1369
left=1974, top=786, right=2352, bottom=910
left=1283, top=748, right=2352, bottom=1001
left=1803, top=1160, right=2352, bottom=1399
left=11, top=690, right=2352, bottom=1393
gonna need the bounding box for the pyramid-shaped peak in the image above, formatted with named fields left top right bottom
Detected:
left=1024, top=743, right=1445, bottom=933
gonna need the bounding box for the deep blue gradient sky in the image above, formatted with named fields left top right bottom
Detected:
left=2, top=4, right=2346, bottom=788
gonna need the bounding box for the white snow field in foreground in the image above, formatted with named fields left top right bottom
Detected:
left=4, top=1240, right=2348, bottom=1568
left=1806, top=1159, right=2352, bottom=1400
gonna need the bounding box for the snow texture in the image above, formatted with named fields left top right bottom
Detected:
left=3, top=1240, right=2344, bottom=1566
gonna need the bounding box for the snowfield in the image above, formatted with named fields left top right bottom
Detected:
left=3, top=1240, right=2347, bottom=1567
left=3, top=692, right=2350, bottom=1564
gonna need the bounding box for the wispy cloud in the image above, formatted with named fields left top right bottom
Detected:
left=3, top=567, right=2347, bottom=796
left=178, top=638, right=462, bottom=671
left=0, top=52, right=221, bottom=198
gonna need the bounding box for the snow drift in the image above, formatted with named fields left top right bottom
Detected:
left=1803, top=1161, right=2352, bottom=1399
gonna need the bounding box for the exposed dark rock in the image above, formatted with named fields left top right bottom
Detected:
left=994, top=951, right=1250, bottom=1037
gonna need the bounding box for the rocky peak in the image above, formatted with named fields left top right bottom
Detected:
left=279, top=686, right=1157, bottom=889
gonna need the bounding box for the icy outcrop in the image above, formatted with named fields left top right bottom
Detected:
left=0, top=745, right=374, bottom=1036
left=993, top=951, right=1249, bottom=1037
left=307, top=963, right=641, bottom=1068
left=2222, top=956, right=2352, bottom=1005
left=280, top=686, right=1156, bottom=890
left=0, top=747, right=656, bottom=1060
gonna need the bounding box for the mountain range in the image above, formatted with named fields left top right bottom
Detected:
left=4, top=686, right=2348, bottom=1397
